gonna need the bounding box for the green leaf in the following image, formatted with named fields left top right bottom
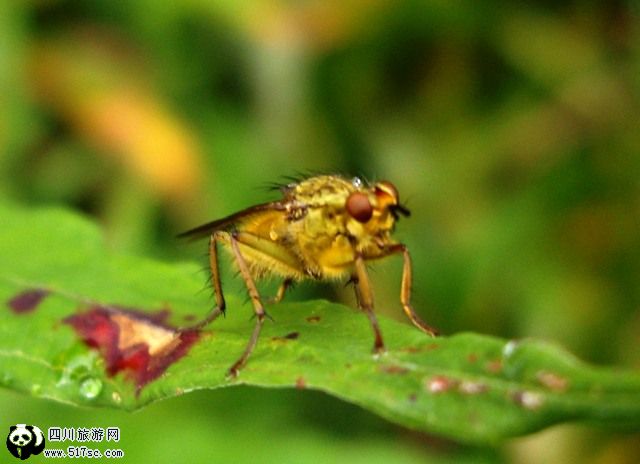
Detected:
left=1, top=202, right=639, bottom=444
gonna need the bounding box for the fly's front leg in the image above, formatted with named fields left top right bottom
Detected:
left=227, top=232, right=268, bottom=378
left=348, top=275, right=362, bottom=309
left=388, top=244, right=438, bottom=336
left=353, top=255, right=385, bottom=353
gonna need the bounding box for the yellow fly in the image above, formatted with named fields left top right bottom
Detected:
left=179, top=174, right=437, bottom=376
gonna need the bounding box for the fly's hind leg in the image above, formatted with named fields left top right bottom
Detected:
left=196, top=230, right=303, bottom=376
left=219, top=230, right=303, bottom=377
left=226, top=232, right=270, bottom=378
left=353, top=255, right=385, bottom=353
left=183, top=232, right=226, bottom=330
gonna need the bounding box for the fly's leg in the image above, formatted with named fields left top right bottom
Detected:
left=348, top=275, right=362, bottom=308
left=227, top=232, right=269, bottom=378
left=223, top=231, right=304, bottom=376
left=388, top=244, right=438, bottom=336
left=267, top=278, right=293, bottom=304
left=233, top=231, right=303, bottom=274
left=182, top=232, right=226, bottom=330
left=353, top=255, right=385, bottom=353
left=187, top=229, right=303, bottom=375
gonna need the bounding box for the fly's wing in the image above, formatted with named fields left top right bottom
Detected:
left=177, top=201, right=287, bottom=241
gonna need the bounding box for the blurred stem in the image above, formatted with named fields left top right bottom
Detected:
left=251, top=39, right=308, bottom=158
left=102, top=172, right=158, bottom=255
left=0, top=1, right=33, bottom=198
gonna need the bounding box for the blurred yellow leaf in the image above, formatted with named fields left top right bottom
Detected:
left=29, top=31, right=203, bottom=201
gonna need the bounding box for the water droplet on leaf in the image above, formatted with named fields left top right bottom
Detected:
left=79, top=378, right=103, bottom=400
left=502, top=340, right=520, bottom=358
left=57, top=352, right=103, bottom=401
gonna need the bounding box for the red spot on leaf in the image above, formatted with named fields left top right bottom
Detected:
left=295, top=376, right=306, bottom=389
left=64, top=306, right=199, bottom=393
left=7, top=289, right=50, bottom=314
left=119, top=345, right=150, bottom=372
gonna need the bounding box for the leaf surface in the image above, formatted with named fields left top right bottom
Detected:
left=1, top=202, right=639, bottom=444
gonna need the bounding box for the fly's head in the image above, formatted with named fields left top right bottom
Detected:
left=344, top=178, right=410, bottom=245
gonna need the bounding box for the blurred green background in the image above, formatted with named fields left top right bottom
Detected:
left=1, top=0, right=639, bottom=462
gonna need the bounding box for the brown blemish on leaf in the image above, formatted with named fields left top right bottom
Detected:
left=408, top=393, right=417, bottom=402
left=399, top=346, right=420, bottom=353
left=271, top=331, right=300, bottom=343
left=64, top=305, right=199, bottom=393
left=467, top=353, right=478, bottom=363
left=379, top=364, right=409, bottom=375
left=424, top=375, right=458, bottom=393
left=7, top=289, right=50, bottom=314
left=306, top=315, right=321, bottom=323
left=486, top=359, right=503, bottom=374
left=399, top=343, right=439, bottom=354
left=295, top=376, right=306, bottom=389
left=536, top=371, right=569, bottom=392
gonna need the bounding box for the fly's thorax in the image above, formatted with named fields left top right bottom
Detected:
left=290, top=175, right=400, bottom=246
left=291, top=175, right=356, bottom=206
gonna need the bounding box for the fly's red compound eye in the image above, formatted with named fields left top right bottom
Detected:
left=346, top=192, right=373, bottom=223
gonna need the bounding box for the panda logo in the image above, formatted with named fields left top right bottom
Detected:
left=6, top=424, right=46, bottom=460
